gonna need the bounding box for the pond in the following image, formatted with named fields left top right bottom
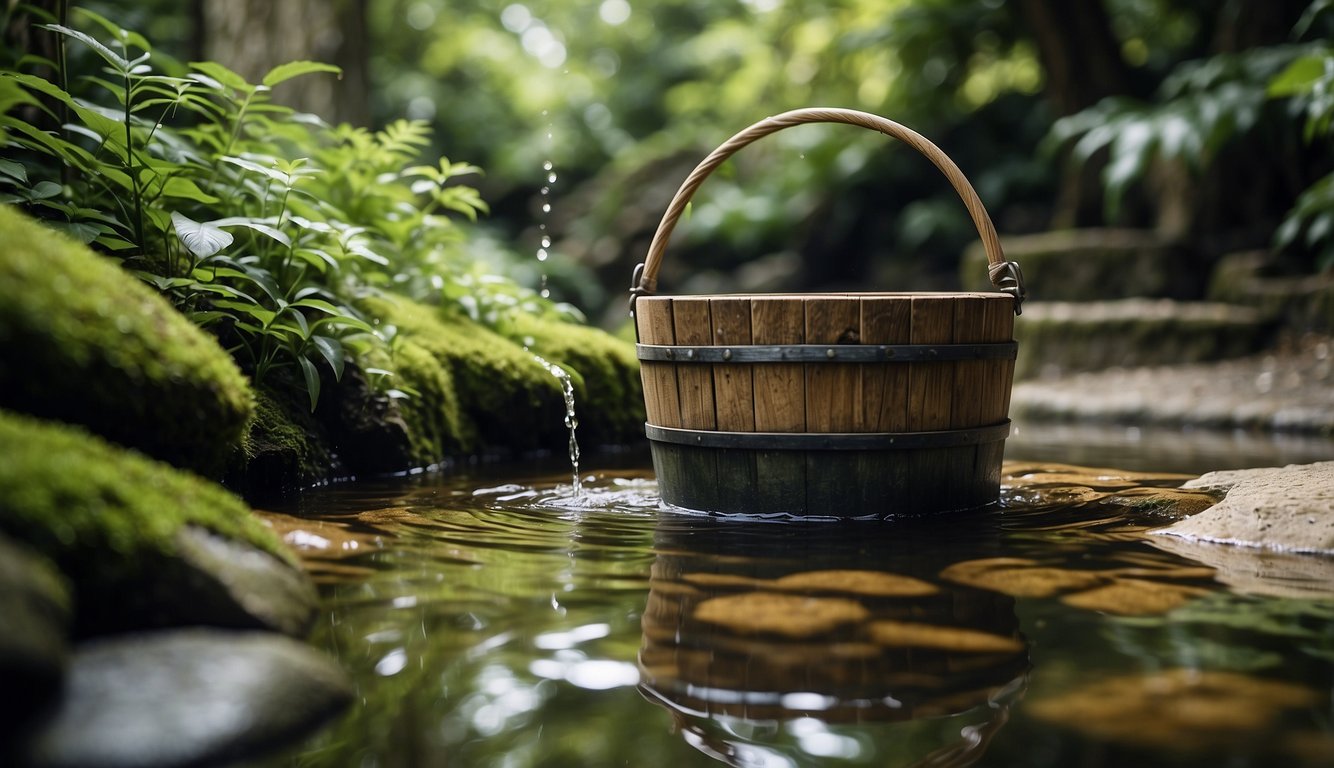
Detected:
left=263, top=425, right=1334, bottom=768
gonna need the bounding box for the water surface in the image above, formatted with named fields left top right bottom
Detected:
left=262, top=441, right=1334, bottom=768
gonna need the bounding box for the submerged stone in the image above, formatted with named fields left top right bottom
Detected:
left=694, top=592, right=869, bottom=637
left=0, top=205, right=253, bottom=478
left=21, top=629, right=351, bottom=768
left=1028, top=668, right=1321, bottom=753
left=867, top=620, right=1025, bottom=654
left=1059, top=578, right=1210, bottom=616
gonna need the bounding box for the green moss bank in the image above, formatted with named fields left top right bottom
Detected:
left=0, top=206, right=254, bottom=477
left=361, top=296, right=643, bottom=463
left=508, top=314, right=645, bottom=448
left=0, top=409, right=291, bottom=634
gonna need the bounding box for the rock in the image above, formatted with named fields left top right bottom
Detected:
left=1155, top=461, right=1334, bottom=555
left=0, top=535, right=70, bottom=745
left=21, top=629, right=351, bottom=768
left=0, top=410, right=316, bottom=636
left=960, top=228, right=1197, bottom=301
left=0, top=205, right=253, bottom=478
left=1012, top=299, right=1270, bottom=380
left=169, top=526, right=318, bottom=638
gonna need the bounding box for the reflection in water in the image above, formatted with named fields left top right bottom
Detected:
left=261, top=464, right=1334, bottom=768
left=638, top=518, right=1030, bottom=766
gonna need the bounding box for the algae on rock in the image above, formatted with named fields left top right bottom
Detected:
left=0, top=206, right=253, bottom=477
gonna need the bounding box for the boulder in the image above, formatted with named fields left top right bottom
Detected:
left=21, top=629, right=351, bottom=768
left=0, top=535, right=69, bottom=749
left=0, top=410, right=316, bottom=636
left=0, top=205, right=253, bottom=477
left=1155, top=461, right=1334, bottom=555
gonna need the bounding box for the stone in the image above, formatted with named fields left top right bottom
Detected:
left=1010, top=336, right=1334, bottom=433
left=21, top=629, right=351, bottom=768
left=0, top=535, right=69, bottom=746
left=1157, top=461, right=1334, bottom=555
left=1012, top=299, right=1270, bottom=380
left=960, top=228, right=1196, bottom=301
left=169, top=526, right=319, bottom=638
left=0, top=411, right=316, bottom=636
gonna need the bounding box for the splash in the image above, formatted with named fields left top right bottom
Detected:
left=533, top=353, right=581, bottom=495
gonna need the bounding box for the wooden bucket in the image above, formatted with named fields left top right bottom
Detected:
left=630, top=108, right=1027, bottom=516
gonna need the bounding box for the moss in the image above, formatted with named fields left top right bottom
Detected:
left=228, top=387, right=338, bottom=498
left=0, top=409, right=290, bottom=632
left=0, top=205, right=254, bottom=477
left=388, top=338, right=470, bottom=463
left=507, top=314, right=645, bottom=447
left=362, top=295, right=568, bottom=455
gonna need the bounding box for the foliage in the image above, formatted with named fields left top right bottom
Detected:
left=1048, top=44, right=1318, bottom=220
left=1048, top=1, right=1334, bottom=270
left=0, top=7, right=491, bottom=410
left=1268, top=4, right=1334, bottom=270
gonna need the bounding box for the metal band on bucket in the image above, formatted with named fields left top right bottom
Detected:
left=644, top=421, right=1011, bottom=451
left=637, top=342, right=1016, bottom=364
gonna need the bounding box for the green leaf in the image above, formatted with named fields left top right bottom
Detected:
left=212, top=299, right=276, bottom=326
left=298, top=355, right=321, bottom=411
left=289, top=298, right=343, bottom=316
left=310, top=335, right=345, bottom=380
left=171, top=211, right=233, bottom=259
left=261, top=61, right=342, bottom=88
left=40, top=24, right=130, bottom=72
left=1268, top=54, right=1326, bottom=98
left=29, top=180, right=61, bottom=200
left=159, top=176, right=220, bottom=204
left=212, top=217, right=293, bottom=248
left=0, top=158, right=25, bottom=184
left=189, top=61, right=252, bottom=92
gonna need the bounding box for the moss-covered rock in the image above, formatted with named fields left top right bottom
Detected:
left=507, top=314, right=645, bottom=447
left=0, top=205, right=253, bottom=477
left=362, top=295, right=569, bottom=456
left=0, top=534, right=69, bottom=749
left=228, top=387, right=340, bottom=498
left=0, top=410, right=314, bottom=636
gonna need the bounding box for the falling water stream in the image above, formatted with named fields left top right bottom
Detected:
left=532, top=353, right=581, bottom=495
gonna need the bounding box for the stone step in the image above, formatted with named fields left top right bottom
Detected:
left=1207, top=251, right=1334, bottom=334
left=1009, top=334, right=1334, bottom=434
left=1013, top=299, right=1272, bottom=380
left=961, top=228, right=1199, bottom=301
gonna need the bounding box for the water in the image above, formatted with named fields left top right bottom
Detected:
left=531, top=353, right=581, bottom=495
left=262, top=448, right=1334, bottom=768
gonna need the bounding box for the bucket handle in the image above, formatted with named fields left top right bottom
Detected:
left=629, top=107, right=1026, bottom=315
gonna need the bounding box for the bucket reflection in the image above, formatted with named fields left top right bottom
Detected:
left=638, top=517, right=1030, bottom=766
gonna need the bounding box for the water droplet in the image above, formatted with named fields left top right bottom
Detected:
left=543, top=161, right=554, bottom=171
left=542, top=203, right=551, bottom=213
left=547, top=172, right=557, bottom=184
left=537, top=249, right=549, bottom=262
left=540, top=236, right=551, bottom=248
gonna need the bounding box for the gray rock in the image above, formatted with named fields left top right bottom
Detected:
left=1155, top=461, right=1334, bottom=555
left=24, top=629, right=352, bottom=768
left=169, top=525, right=319, bottom=638
left=0, top=535, right=69, bottom=737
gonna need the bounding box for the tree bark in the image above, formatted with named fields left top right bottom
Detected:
left=197, top=0, right=370, bottom=126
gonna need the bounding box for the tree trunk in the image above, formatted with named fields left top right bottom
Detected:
left=197, top=0, right=369, bottom=126
left=1014, top=0, right=1140, bottom=228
